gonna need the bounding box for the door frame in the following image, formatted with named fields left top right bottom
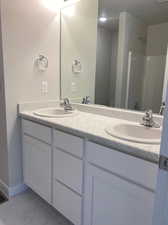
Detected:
left=152, top=47, right=168, bottom=225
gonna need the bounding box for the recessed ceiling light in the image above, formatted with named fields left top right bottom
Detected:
left=99, top=17, right=107, bottom=22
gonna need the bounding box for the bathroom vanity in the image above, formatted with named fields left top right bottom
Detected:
left=19, top=103, right=161, bottom=225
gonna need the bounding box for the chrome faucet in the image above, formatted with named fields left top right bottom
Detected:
left=82, top=96, right=91, bottom=104
left=141, top=110, right=160, bottom=128
left=62, top=98, right=73, bottom=111
left=159, top=102, right=165, bottom=115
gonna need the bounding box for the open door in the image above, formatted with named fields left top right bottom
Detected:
left=152, top=47, right=168, bottom=225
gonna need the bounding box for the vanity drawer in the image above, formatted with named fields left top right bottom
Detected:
left=86, top=141, right=158, bottom=191
left=22, top=119, right=51, bottom=144
left=53, top=130, right=83, bottom=158
left=53, top=180, right=82, bottom=225
left=53, top=148, right=83, bottom=194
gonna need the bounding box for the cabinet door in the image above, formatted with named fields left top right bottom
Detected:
left=53, top=180, right=82, bottom=225
left=84, top=164, right=155, bottom=225
left=23, top=135, right=51, bottom=203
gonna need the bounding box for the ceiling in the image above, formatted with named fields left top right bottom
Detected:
left=99, top=0, right=168, bottom=29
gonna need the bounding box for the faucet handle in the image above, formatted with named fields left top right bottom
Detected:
left=64, top=98, right=70, bottom=105
left=62, top=98, right=74, bottom=111
left=142, top=109, right=160, bottom=128
left=159, top=102, right=166, bottom=115
left=145, top=110, right=153, bottom=118
left=82, top=96, right=91, bottom=104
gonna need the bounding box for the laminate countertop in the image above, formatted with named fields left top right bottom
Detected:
left=20, top=109, right=161, bottom=164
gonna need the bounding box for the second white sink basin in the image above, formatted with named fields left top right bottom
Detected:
left=105, top=122, right=161, bottom=144
left=34, top=107, right=78, bottom=118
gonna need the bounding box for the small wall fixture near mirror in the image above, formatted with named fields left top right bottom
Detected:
left=72, top=60, right=82, bottom=74
left=35, top=55, right=48, bottom=72
left=60, top=0, right=168, bottom=114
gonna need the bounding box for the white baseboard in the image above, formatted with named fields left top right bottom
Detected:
left=8, top=183, right=28, bottom=198
left=0, top=179, right=28, bottom=199
left=0, top=179, right=9, bottom=198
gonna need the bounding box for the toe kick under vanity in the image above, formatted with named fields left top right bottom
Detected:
left=20, top=104, right=161, bottom=225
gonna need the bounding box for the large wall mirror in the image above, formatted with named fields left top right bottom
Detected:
left=61, top=0, right=168, bottom=113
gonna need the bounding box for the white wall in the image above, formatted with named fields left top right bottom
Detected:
left=115, top=12, right=147, bottom=108
left=61, top=0, right=98, bottom=103
left=1, top=0, right=60, bottom=188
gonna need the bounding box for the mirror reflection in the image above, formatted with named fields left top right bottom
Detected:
left=61, top=0, right=168, bottom=114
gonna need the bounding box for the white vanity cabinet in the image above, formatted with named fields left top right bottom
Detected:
left=22, top=120, right=52, bottom=203
left=84, top=141, right=158, bottom=225
left=21, top=118, right=158, bottom=225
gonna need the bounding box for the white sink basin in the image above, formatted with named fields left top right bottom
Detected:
left=105, top=122, right=161, bottom=144
left=34, top=108, right=78, bottom=118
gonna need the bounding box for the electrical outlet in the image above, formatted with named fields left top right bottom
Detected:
left=71, top=82, right=77, bottom=93
left=41, top=81, right=48, bottom=95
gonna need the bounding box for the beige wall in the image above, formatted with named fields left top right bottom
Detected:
left=61, top=0, right=98, bottom=102
left=142, top=55, right=166, bottom=113
left=95, top=26, right=112, bottom=106
left=146, top=22, right=168, bottom=56
left=1, top=0, right=60, bottom=188
left=0, top=14, right=9, bottom=187
left=110, top=31, right=118, bottom=107
left=95, top=26, right=118, bottom=106
left=142, top=22, right=168, bottom=113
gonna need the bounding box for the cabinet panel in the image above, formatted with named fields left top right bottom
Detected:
left=54, top=149, right=83, bottom=194
left=53, top=130, right=83, bottom=158
left=53, top=180, right=82, bottom=225
left=87, top=141, right=157, bottom=190
left=84, top=164, right=155, bottom=225
left=22, top=119, right=51, bottom=144
left=23, top=135, right=51, bottom=203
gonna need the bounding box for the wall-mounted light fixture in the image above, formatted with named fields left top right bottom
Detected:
left=41, top=0, right=80, bottom=12
left=62, top=0, right=80, bottom=8
left=41, top=0, right=61, bottom=12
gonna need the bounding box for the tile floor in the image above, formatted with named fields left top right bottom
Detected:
left=0, top=190, right=73, bottom=225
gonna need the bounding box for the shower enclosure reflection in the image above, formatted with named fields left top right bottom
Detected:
left=95, top=11, right=168, bottom=113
